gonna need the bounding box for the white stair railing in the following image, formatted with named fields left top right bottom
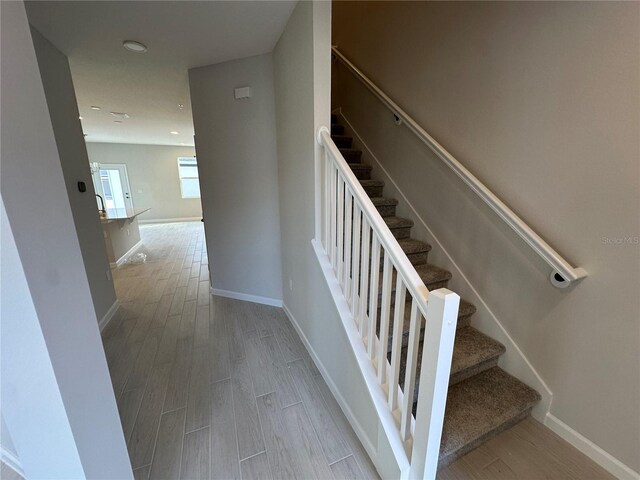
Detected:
left=316, top=126, right=460, bottom=479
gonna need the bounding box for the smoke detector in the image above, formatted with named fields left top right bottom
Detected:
left=123, top=40, right=147, bottom=54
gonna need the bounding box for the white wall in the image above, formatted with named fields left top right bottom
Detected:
left=30, top=26, right=117, bottom=323
left=1, top=199, right=85, bottom=478
left=86, top=143, right=202, bottom=222
left=0, top=414, right=21, bottom=477
left=189, top=53, right=283, bottom=304
left=273, top=2, right=397, bottom=477
left=0, top=2, right=132, bottom=477
left=333, top=1, right=640, bottom=474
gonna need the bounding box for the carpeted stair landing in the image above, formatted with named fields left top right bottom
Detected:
left=331, top=114, right=541, bottom=468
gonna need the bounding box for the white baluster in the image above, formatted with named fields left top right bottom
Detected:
left=368, top=237, right=381, bottom=360
left=351, top=203, right=362, bottom=321
left=388, top=278, right=406, bottom=410
left=337, top=175, right=345, bottom=282
left=410, top=289, right=459, bottom=480
left=343, top=190, right=353, bottom=299
left=329, top=163, right=336, bottom=268
left=400, top=301, right=421, bottom=441
left=323, top=150, right=330, bottom=251
left=358, top=218, right=371, bottom=340
left=377, top=253, right=393, bottom=385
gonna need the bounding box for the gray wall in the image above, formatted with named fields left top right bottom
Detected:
left=86, top=143, right=202, bottom=223
left=102, top=218, right=142, bottom=265
left=189, top=54, right=283, bottom=303
left=30, top=27, right=117, bottom=323
left=1, top=2, right=132, bottom=477
left=273, top=2, right=396, bottom=477
left=333, top=1, right=640, bottom=472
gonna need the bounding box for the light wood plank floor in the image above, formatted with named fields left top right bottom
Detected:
left=439, top=417, right=615, bottom=480
left=103, top=222, right=379, bottom=480
left=103, top=222, right=615, bottom=480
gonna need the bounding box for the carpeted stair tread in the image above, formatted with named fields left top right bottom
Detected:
left=360, top=179, right=384, bottom=188
left=397, top=327, right=505, bottom=399
left=370, top=196, right=398, bottom=216
left=437, top=367, right=541, bottom=466
left=397, top=238, right=431, bottom=255
left=349, top=163, right=372, bottom=180
left=458, top=299, right=476, bottom=319
left=393, top=298, right=477, bottom=338
left=413, top=263, right=452, bottom=287
left=379, top=264, right=451, bottom=301
left=340, top=148, right=362, bottom=163
left=382, top=216, right=413, bottom=230
left=360, top=179, right=385, bottom=197
left=378, top=238, right=431, bottom=268
left=449, top=327, right=505, bottom=383
left=370, top=196, right=398, bottom=207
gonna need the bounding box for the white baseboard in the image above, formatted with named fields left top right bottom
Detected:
left=111, top=240, right=143, bottom=268
left=281, top=301, right=385, bottom=478
left=210, top=287, right=282, bottom=308
left=1, top=446, right=24, bottom=478
left=138, top=217, right=201, bottom=225
left=338, top=111, right=554, bottom=419
left=544, top=414, right=639, bottom=480
left=98, top=300, right=120, bottom=332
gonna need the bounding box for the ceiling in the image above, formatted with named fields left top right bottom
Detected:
left=25, top=1, right=296, bottom=146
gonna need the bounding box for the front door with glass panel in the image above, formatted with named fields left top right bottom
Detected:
left=93, top=163, right=134, bottom=216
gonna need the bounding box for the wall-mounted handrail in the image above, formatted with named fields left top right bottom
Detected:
left=332, top=46, right=587, bottom=289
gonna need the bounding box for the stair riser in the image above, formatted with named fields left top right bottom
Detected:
left=449, top=357, right=499, bottom=386
left=350, top=166, right=372, bottom=180
left=332, top=136, right=353, bottom=148
left=331, top=124, right=345, bottom=135
left=375, top=204, right=396, bottom=217
left=363, top=184, right=384, bottom=197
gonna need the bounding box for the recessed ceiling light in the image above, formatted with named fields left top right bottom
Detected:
left=79, top=116, right=83, bottom=120
left=110, top=112, right=130, bottom=119
left=178, top=104, right=184, bottom=109
left=114, top=120, right=123, bottom=124
left=90, top=106, right=101, bottom=110
left=123, top=40, right=147, bottom=54
left=170, top=131, right=179, bottom=135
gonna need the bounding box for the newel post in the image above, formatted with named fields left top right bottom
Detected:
left=409, top=288, right=459, bottom=479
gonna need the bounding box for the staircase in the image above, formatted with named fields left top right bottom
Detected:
left=331, top=114, right=541, bottom=468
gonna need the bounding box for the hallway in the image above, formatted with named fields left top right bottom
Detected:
left=102, top=222, right=378, bottom=479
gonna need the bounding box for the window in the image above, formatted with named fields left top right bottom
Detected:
left=177, top=157, right=200, bottom=198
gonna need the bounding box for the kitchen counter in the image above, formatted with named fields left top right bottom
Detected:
left=100, top=207, right=151, bottom=224
left=100, top=208, right=150, bottom=266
